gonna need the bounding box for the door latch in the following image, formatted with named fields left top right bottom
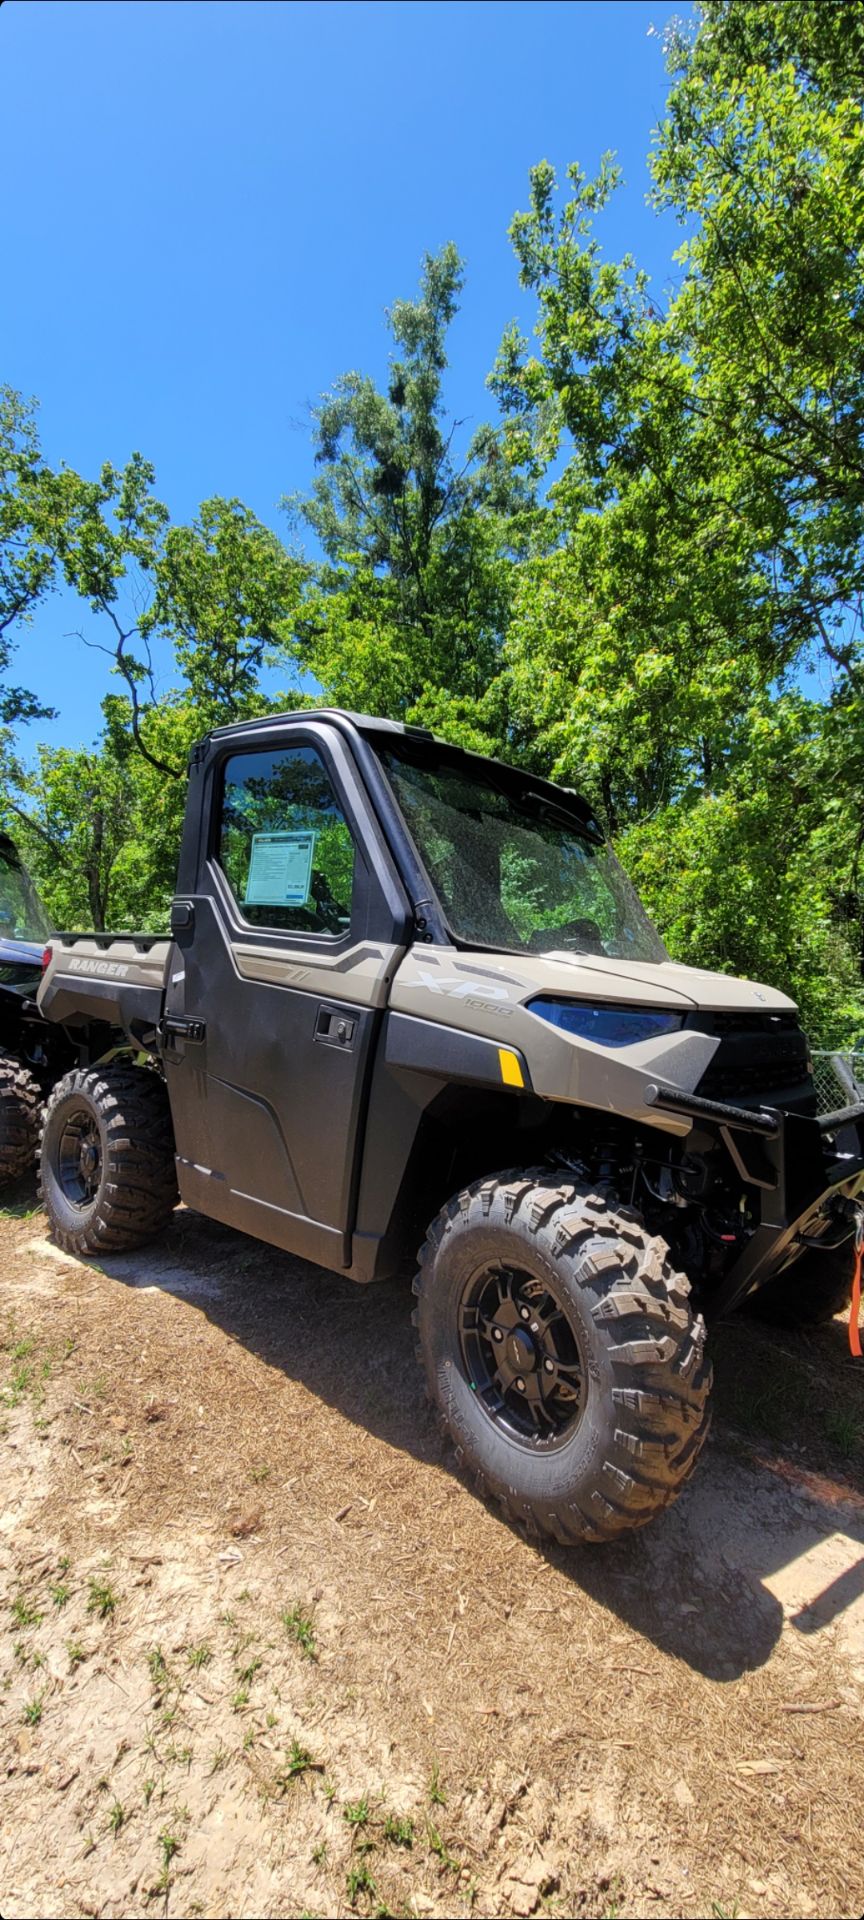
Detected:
left=162, top=1014, right=206, bottom=1046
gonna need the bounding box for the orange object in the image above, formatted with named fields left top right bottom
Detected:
left=850, top=1233, right=863, bottom=1359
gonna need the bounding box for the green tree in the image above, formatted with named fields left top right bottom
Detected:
left=0, top=733, right=135, bottom=930
left=0, top=388, right=102, bottom=726
left=57, top=464, right=307, bottom=778
left=490, top=0, right=864, bottom=1030
left=1, top=456, right=309, bottom=927
left=290, top=244, right=532, bottom=728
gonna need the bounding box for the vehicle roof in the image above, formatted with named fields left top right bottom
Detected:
left=207, top=707, right=437, bottom=745
left=202, top=708, right=601, bottom=830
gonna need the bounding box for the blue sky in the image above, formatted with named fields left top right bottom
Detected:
left=2, top=0, right=686, bottom=753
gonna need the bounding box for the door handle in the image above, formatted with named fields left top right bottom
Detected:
left=314, top=1006, right=356, bottom=1050
left=162, top=1014, right=206, bottom=1045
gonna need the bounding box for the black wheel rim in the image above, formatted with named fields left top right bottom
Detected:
left=458, top=1261, right=586, bottom=1449
left=57, top=1109, right=103, bottom=1209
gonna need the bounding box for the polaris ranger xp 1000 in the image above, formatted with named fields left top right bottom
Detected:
left=35, top=712, right=864, bottom=1542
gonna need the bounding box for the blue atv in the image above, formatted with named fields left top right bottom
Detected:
left=0, top=835, right=74, bottom=1184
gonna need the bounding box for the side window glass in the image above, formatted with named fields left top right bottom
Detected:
left=217, top=745, right=356, bottom=936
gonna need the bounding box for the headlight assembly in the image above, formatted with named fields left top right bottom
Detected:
left=526, top=998, right=684, bottom=1048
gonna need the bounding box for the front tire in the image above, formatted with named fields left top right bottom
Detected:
left=415, top=1171, right=712, bottom=1544
left=0, top=1052, right=42, bottom=1186
left=39, top=1065, right=178, bottom=1255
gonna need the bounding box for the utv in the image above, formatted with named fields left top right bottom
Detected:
left=34, top=711, right=864, bottom=1542
left=0, top=833, right=74, bottom=1184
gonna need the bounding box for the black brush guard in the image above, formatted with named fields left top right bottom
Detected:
left=643, top=1083, right=864, bottom=1318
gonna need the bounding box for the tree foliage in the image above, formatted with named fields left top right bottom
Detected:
left=0, top=388, right=100, bottom=726
left=289, top=243, right=532, bottom=728
left=488, top=0, right=864, bottom=1035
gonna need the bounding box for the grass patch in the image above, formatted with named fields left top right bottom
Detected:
left=0, top=1194, right=41, bottom=1221
left=81, top=1373, right=108, bottom=1403
left=10, top=1594, right=43, bottom=1629
left=186, top=1643, right=212, bottom=1671
left=22, top=1693, right=44, bottom=1726
left=427, top=1819, right=461, bottom=1873
left=4, top=1363, right=32, bottom=1407
left=159, top=1830, right=181, bottom=1870
left=383, top=1812, right=414, bottom=1848
left=823, top=1408, right=863, bottom=1457
left=87, top=1577, right=118, bottom=1621
left=281, top=1602, right=317, bottom=1660
left=344, top=1795, right=370, bottom=1829
left=428, top=1761, right=447, bottom=1807
left=277, top=1739, right=321, bottom=1787
left=346, top=1863, right=377, bottom=1908
left=50, top=1583, right=70, bottom=1610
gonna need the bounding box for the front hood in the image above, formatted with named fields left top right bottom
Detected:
left=533, top=952, right=796, bottom=1014
left=392, top=944, right=796, bottom=1015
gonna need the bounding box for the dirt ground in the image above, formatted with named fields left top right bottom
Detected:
left=1, top=1190, right=863, bottom=1920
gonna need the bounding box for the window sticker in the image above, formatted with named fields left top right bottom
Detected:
left=244, top=830, right=316, bottom=907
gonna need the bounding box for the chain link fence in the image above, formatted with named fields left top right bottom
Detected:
left=811, top=1050, right=864, bottom=1115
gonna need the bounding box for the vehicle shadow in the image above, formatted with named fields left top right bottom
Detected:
left=68, top=1206, right=864, bottom=1685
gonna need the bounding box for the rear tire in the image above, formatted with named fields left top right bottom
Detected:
left=39, top=1065, right=177, bottom=1255
left=0, top=1052, right=42, bottom=1186
left=414, top=1171, right=712, bottom=1544
left=748, top=1242, right=854, bottom=1329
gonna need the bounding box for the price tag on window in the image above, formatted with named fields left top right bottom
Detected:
left=245, top=830, right=316, bottom=907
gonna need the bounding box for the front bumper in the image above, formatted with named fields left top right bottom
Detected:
left=644, top=1083, right=864, bottom=1317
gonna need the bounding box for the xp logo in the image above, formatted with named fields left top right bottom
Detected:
left=415, top=969, right=510, bottom=1002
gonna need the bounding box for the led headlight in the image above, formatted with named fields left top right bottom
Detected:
left=527, top=998, right=684, bottom=1048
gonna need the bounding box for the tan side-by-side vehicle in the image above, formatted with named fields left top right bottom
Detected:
left=35, top=711, right=864, bottom=1542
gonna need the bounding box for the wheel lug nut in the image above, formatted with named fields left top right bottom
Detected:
left=543, top=1358, right=554, bottom=1374
left=520, top=1306, right=530, bottom=1320
left=493, top=1328, right=503, bottom=1342
left=515, top=1377, right=525, bottom=1391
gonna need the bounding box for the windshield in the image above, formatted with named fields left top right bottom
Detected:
left=378, top=746, right=668, bottom=963
left=0, top=844, right=51, bottom=943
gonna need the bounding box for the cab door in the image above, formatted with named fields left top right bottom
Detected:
left=162, top=723, right=409, bottom=1271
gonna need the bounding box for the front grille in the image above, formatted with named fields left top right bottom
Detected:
left=691, top=1010, right=801, bottom=1036
left=686, top=1011, right=815, bottom=1114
